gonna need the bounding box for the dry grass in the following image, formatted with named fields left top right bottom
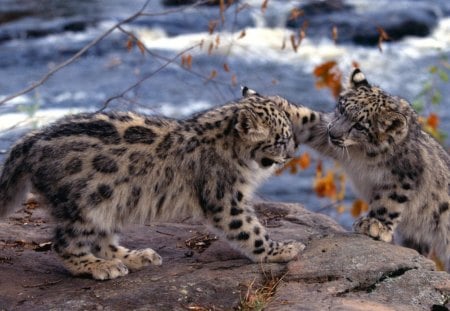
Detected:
left=237, top=269, right=286, bottom=311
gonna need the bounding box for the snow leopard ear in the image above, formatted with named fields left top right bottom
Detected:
left=350, top=68, right=371, bottom=89
left=379, top=111, right=408, bottom=135
left=235, top=108, right=269, bottom=141
left=241, top=86, right=261, bottom=97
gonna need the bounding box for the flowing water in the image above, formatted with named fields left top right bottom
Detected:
left=0, top=0, right=449, bottom=228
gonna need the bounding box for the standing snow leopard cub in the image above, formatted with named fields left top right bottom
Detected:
left=272, top=68, right=450, bottom=270
left=0, top=95, right=308, bottom=280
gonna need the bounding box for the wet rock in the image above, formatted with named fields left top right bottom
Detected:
left=297, top=0, right=352, bottom=16
left=287, top=0, right=441, bottom=45
left=162, top=0, right=223, bottom=6
left=0, top=202, right=449, bottom=310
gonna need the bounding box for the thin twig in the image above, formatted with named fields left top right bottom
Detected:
left=0, top=0, right=214, bottom=107
left=0, top=0, right=151, bottom=106
left=98, top=43, right=202, bottom=112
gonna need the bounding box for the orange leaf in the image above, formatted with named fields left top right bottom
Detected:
left=223, top=63, right=230, bottom=72
left=126, top=37, right=134, bottom=52
left=296, top=152, right=310, bottom=169
left=313, top=61, right=342, bottom=99
left=351, top=199, right=369, bottom=218
left=314, top=171, right=337, bottom=199
left=427, top=113, right=439, bottom=129
left=336, top=205, right=346, bottom=214
left=136, top=39, right=146, bottom=55
left=181, top=54, right=193, bottom=69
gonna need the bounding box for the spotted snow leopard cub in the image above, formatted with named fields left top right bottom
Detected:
left=0, top=94, right=313, bottom=280
left=254, top=68, right=450, bottom=270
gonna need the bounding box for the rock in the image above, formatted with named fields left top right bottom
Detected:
left=162, top=0, right=233, bottom=7
left=287, top=0, right=441, bottom=46
left=1, top=201, right=449, bottom=310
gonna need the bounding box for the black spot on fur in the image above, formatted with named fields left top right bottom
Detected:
left=439, top=202, right=449, bottom=214
left=92, top=155, right=118, bottom=173
left=123, top=126, right=156, bottom=144
left=65, top=158, right=83, bottom=175
left=209, top=205, right=224, bottom=214
left=376, top=207, right=387, bottom=215
left=253, top=248, right=265, bottom=255
left=89, top=192, right=102, bottom=205
left=402, top=183, right=411, bottom=190
left=185, top=138, right=200, bottom=153
left=254, top=240, right=264, bottom=248
left=109, top=147, right=128, bottom=156
left=229, top=219, right=243, bottom=230
left=254, top=226, right=260, bottom=235
left=44, top=120, right=121, bottom=144
left=156, top=194, right=166, bottom=215
left=389, top=192, right=408, bottom=204
left=109, top=244, right=118, bottom=252
left=302, top=116, right=309, bottom=124
left=230, top=207, right=244, bottom=216
left=236, top=191, right=243, bottom=202
left=106, top=113, right=132, bottom=122
left=98, top=184, right=113, bottom=199
left=126, top=186, right=142, bottom=209
left=237, top=232, right=250, bottom=240
left=156, top=133, right=173, bottom=158
left=388, top=212, right=400, bottom=219
left=128, top=152, right=154, bottom=176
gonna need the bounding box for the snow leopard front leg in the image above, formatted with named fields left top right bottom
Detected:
left=198, top=186, right=304, bottom=263
left=352, top=190, right=406, bottom=242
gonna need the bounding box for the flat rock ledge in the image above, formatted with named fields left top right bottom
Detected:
left=1, top=202, right=449, bottom=311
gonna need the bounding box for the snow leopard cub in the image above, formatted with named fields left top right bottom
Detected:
left=0, top=94, right=309, bottom=280
left=275, top=68, right=450, bottom=271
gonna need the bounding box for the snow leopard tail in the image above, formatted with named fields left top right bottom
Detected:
left=0, top=134, right=37, bottom=217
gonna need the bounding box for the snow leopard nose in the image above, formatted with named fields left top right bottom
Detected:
left=327, top=125, right=342, bottom=140
left=327, top=124, right=344, bottom=146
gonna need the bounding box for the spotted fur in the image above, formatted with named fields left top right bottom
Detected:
left=285, top=68, right=450, bottom=271
left=0, top=96, right=308, bottom=280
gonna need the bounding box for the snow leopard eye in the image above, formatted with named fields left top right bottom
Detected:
left=353, top=122, right=365, bottom=131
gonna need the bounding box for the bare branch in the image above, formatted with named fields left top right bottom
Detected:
left=0, top=0, right=213, bottom=106
left=98, top=43, right=202, bottom=112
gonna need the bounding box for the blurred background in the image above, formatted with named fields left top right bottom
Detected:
left=0, top=0, right=449, bottom=229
